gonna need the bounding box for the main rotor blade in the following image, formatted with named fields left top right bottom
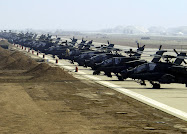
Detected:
left=183, top=60, right=187, bottom=64
left=137, top=42, right=140, bottom=48
left=173, top=49, right=179, bottom=55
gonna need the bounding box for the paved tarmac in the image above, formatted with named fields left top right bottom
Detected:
left=12, top=43, right=187, bottom=121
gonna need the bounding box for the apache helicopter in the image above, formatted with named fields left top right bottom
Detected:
left=75, top=51, right=106, bottom=66
left=77, top=38, right=87, bottom=49
left=64, top=39, right=94, bottom=62
left=83, top=41, right=121, bottom=68
left=69, top=36, right=78, bottom=46
left=75, top=39, right=93, bottom=50
left=33, top=37, right=55, bottom=53
left=57, top=36, right=78, bottom=47
left=61, top=38, right=93, bottom=59
left=92, top=43, right=146, bottom=78
left=94, top=40, right=115, bottom=53
left=73, top=41, right=115, bottom=66
left=84, top=52, right=122, bottom=69
left=22, top=33, right=56, bottom=53
left=52, top=36, right=61, bottom=44
left=121, top=49, right=187, bottom=89
left=44, top=37, right=79, bottom=58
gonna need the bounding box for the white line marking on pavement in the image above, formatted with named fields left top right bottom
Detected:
left=58, top=59, right=187, bottom=121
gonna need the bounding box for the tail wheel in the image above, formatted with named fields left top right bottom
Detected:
left=117, top=75, right=124, bottom=81
left=115, top=73, right=124, bottom=81
left=105, top=72, right=112, bottom=77
left=93, top=71, right=100, bottom=75
left=150, top=81, right=161, bottom=89
left=152, top=83, right=160, bottom=89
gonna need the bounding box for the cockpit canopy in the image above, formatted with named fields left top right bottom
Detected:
left=134, top=63, right=156, bottom=73
left=113, top=58, right=122, bottom=65
left=100, top=58, right=113, bottom=66
left=91, top=54, right=105, bottom=61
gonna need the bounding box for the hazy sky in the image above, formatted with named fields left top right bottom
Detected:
left=0, top=0, right=187, bottom=30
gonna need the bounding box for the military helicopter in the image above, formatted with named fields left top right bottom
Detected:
left=69, top=36, right=78, bottom=46
left=44, top=37, right=78, bottom=58
left=92, top=43, right=146, bottom=77
left=61, top=39, right=94, bottom=60
left=84, top=52, right=122, bottom=69
left=84, top=41, right=123, bottom=68
left=94, top=40, right=115, bottom=53
left=77, top=38, right=87, bottom=49
left=65, top=39, right=94, bottom=63
left=73, top=41, right=115, bottom=66
left=121, top=49, right=187, bottom=89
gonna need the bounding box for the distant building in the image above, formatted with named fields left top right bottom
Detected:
left=175, top=32, right=184, bottom=36
left=141, top=37, right=150, bottom=40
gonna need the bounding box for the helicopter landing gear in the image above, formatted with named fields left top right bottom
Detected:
left=116, top=73, right=124, bottom=81
left=136, top=80, right=146, bottom=85
left=71, top=60, right=74, bottom=64
left=153, top=83, right=160, bottom=89
left=150, top=81, right=160, bottom=89
left=104, top=72, right=112, bottom=77
left=83, top=61, right=88, bottom=68
left=93, top=70, right=100, bottom=75
left=140, top=80, right=146, bottom=86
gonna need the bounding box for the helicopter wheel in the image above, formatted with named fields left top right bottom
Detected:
left=140, top=80, right=146, bottom=85
left=105, top=72, right=112, bottom=77
left=117, top=75, right=124, bottom=81
left=150, top=81, right=160, bottom=89
left=116, top=73, right=124, bottom=81
left=93, top=71, right=100, bottom=75
left=83, top=62, right=87, bottom=68
left=152, top=83, right=160, bottom=89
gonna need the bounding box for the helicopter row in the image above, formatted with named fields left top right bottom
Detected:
left=0, top=30, right=187, bottom=89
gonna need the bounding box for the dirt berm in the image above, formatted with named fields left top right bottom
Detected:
left=26, top=62, right=76, bottom=81
left=0, top=46, right=187, bottom=133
